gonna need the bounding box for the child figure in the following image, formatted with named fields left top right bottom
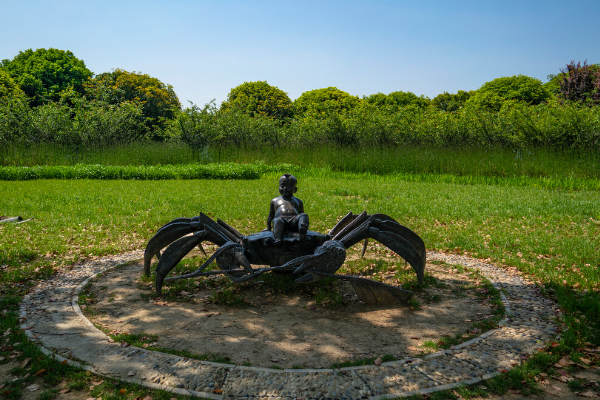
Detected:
left=267, top=173, right=309, bottom=244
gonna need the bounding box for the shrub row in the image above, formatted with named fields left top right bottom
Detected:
left=2, top=94, right=600, bottom=152
left=0, top=163, right=300, bottom=181
left=173, top=100, right=600, bottom=151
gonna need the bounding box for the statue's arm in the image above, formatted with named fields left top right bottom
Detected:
left=267, top=200, right=275, bottom=230
left=297, top=198, right=304, bottom=214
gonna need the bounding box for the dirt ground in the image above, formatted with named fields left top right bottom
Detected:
left=82, top=261, right=496, bottom=369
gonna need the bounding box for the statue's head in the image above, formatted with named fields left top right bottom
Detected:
left=279, top=173, right=298, bottom=197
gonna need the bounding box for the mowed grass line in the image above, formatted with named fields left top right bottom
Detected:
left=0, top=176, right=599, bottom=399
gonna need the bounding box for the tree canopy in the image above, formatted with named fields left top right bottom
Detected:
left=431, top=90, right=473, bottom=112
left=0, top=68, right=24, bottom=98
left=220, top=81, right=293, bottom=120
left=465, top=75, right=550, bottom=111
left=85, top=69, right=181, bottom=132
left=1, top=48, right=92, bottom=106
left=557, top=61, right=600, bottom=104
left=294, top=87, right=360, bottom=118
left=364, top=91, right=430, bottom=110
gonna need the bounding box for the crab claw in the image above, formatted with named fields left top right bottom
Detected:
left=144, top=217, right=201, bottom=276
left=275, top=240, right=347, bottom=283
left=215, top=245, right=253, bottom=283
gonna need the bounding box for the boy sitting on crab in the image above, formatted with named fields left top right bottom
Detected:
left=267, top=173, right=309, bottom=244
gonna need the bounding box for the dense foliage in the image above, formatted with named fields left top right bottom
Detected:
left=364, top=91, right=431, bottom=110
left=558, top=60, right=600, bottom=104
left=431, top=90, right=473, bottom=112
left=85, top=69, right=181, bottom=137
left=465, top=75, right=551, bottom=111
left=220, top=81, right=293, bottom=120
left=1, top=48, right=92, bottom=106
left=1, top=49, right=599, bottom=156
left=0, top=68, right=24, bottom=98
left=294, top=87, right=361, bottom=118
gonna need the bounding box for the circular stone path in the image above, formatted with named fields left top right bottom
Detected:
left=20, top=251, right=560, bottom=399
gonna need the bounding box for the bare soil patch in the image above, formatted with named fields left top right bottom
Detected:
left=82, top=260, right=498, bottom=369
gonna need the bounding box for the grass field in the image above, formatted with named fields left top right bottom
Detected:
left=1, top=170, right=599, bottom=399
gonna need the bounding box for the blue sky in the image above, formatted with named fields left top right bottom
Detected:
left=2, top=0, right=599, bottom=107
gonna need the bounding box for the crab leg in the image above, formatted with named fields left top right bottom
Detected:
left=369, top=214, right=426, bottom=268
left=342, top=226, right=424, bottom=285
left=328, top=212, right=354, bottom=236
left=144, top=220, right=202, bottom=276
left=155, top=232, right=206, bottom=295
left=332, top=211, right=368, bottom=241
left=164, top=241, right=241, bottom=282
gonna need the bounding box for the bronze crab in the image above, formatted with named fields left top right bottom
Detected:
left=144, top=211, right=425, bottom=305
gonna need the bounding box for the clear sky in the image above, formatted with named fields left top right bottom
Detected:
left=2, top=0, right=599, bottom=107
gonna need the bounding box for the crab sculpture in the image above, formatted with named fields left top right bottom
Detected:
left=144, top=212, right=426, bottom=305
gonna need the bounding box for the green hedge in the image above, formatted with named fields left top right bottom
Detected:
left=0, top=163, right=300, bottom=181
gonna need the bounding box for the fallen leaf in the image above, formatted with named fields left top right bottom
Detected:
left=119, top=388, right=127, bottom=395
left=19, top=357, right=32, bottom=368
left=551, top=385, right=562, bottom=391
left=35, top=369, right=47, bottom=376
left=60, top=360, right=68, bottom=365
left=91, top=380, right=104, bottom=386
left=60, top=388, right=71, bottom=394
left=213, top=389, right=223, bottom=394
left=407, top=346, right=419, bottom=351
left=410, top=337, right=421, bottom=340
left=127, top=371, right=136, bottom=376
left=26, top=384, right=39, bottom=391
left=580, top=358, right=592, bottom=365
left=578, top=391, right=596, bottom=397
left=374, top=357, right=382, bottom=366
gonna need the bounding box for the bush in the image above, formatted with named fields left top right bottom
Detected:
left=0, top=69, right=24, bottom=98
left=365, top=91, right=430, bottom=110
left=85, top=69, right=181, bottom=138
left=466, top=75, right=551, bottom=111
left=432, top=90, right=473, bottom=112
left=1, top=48, right=92, bottom=106
left=294, top=87, right=361, bottom=118
left=0, top=163, right=301, bottom=180
left=558, top=60, right=600, bottom=104
left=220, top=81, right=293, bottom=120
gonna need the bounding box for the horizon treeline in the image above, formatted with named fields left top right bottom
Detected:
left=1, top=48, right=599, bottom=156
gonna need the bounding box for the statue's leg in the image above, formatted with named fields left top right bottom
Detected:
left=298, top=213, right=309, bottom=240
left=273, top=218, right=284, bottom=244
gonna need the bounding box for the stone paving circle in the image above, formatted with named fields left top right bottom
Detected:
left=20, top=250, right=560, bottom=399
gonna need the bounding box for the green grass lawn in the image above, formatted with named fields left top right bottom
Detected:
left=1, top=173, right=599, bottom=399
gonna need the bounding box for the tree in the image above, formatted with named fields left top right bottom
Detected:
left=365, top=91, right=430, bottom=110
left=0, top=68, right=24, bottom=98
left=557, top=60, right=600, bottom=104
left=85, top=69, right=181, bottom=134
left=465, top=75, right=550, bottom=111
left=220, top=81, right=293, bottom=120
left=431, top=90, right=473, bottom=112
left=294, top=87, right=360, bottom=118
left=1, top=48, right=92, bottom=106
